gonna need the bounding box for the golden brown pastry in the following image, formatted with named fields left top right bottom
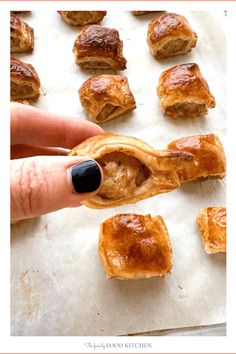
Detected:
left=73, top=25, right=127, bottom=70
left=99, top=213, right=173, bottom=279
left=167, top=134, right=226, bottom=183
left=158, top=63, right=215, bottom=118
left=132, top=11, right=164, bottom=16
left=79, top=75, right=136, bottom=123
left=69, top=133, right=193, bottom=208
left=10, top=57, right=40, bottom=100
left=197, top=207, right=226, bottom=254
left=10, top=13, right=34, bottom=53
left=147, top=13, right=197, bottom=59
left=58, top=11, right=106, bottom=26
left=11, top=99, right=30, bottom=105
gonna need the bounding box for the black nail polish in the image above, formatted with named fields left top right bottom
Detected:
left=71, top=160, right=102, bottom=193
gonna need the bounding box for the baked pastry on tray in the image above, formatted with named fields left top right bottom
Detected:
left=167, top=134, right=226, bottom=183
left=147, top=13, right=197, bottom=59
left=10, top=13, right=34, bottom=53
left=158, top=63, right=215, bottom=118
left=69, top=133, right=193, bottom=208
left=99, top=213, right=173, bottom=279
left=58, top=11, right=107, bottom=26
left=10, top=57, right=40, bottom=100
left=73, top=25, right=127, bottom=70
left=79, top=75, right=136, bottom=123
left=197, top=207, right=226, bottom=254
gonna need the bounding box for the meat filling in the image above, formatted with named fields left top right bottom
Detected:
left=11, top=83, right=34, bottom=99
left=156, top=38, right=189, bottom=58
left=80, top=61, right=111, bottom=69
left=165, top=102, right=207, bottom=118
left=97, top=152, right=150, bottom=199
left=11, top=37, right=20, bottom=48
left=96, top=104, right=118, bottom=121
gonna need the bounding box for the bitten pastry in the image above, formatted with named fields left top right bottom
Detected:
left=10, top=13, right=34, bottom=53
left=197, top=207, right=226, bottom=254
left=58, top=11, right=107, bottom=26
left=158, top=63, right=215, bottom=118
left=73, top=25, right=127, bottom=70
left=99, top=213, right=173, bottom=279
left=79, top=75, right=136, bottom=123
left=68, top=133, right=193, bottom=208
left=147, top=13, right=197, bottom=59
left=10, top=57, right=40, bottom=100
left=167, top=134, right=226, bottom=183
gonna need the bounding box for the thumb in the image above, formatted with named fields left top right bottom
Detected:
left=11, top=156, right=103, bottom=221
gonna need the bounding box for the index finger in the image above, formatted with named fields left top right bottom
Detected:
left=11, top=103, right=104, bottom=148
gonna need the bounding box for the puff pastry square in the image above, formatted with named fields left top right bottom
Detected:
left=69, top=133, right=193, bottom=208
left=10, top=57, right=40, bottom=100
left=167, top=134, right=226, bottom=183
left=10, top=13, right=34, bottom=53
left=58, top=11, right=106, bottom=26
left=99, top=213, right=173, bottom=279
left=73, top=25, right=127, bottom=70
left=197, top=207, right=226, bottom=254
left=158, top=63, right=215, bottom=118
left=147, top=13, right=197, bottom=59
left=79, top=75, right=136, bottom=123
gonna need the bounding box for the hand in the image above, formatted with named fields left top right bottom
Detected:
left=11, top=103, right=104, bottom=222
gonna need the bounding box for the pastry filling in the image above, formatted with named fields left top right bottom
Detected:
left=67, top=12, right=99, bottom=25
left=97, top=152, right=150, bottom=199
left=11, top=83, right=34, bottom=99
left=96, top=104, right=118, bottom=121
left=166, top=102, right=207, bottom=118
left=157, top=38, right=189, bottom=58
left=11, top=37, right=21, bottom=49
left=11, top=35, right=32, bottom=52
left=67, top=12, right=85, bottom=23
left=80, top=61, right=111, bottom=69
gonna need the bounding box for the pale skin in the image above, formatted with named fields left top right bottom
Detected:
left=11, top=103, right=103, bottom=222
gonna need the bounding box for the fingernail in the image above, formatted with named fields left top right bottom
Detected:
left=71, top=160, right=102, bottom=193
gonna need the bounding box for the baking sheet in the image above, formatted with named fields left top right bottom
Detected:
left=11, top=10, right=226, bottom=336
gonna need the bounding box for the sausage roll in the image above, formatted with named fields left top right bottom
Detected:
left=69, top=133, right=193, bottom=208
left=79, top=75, right=136, bottom=123
left=158, top=63, right=215, bottom=118
left=147, top=13, right=197, bottom=59
left=167, top=134, right=226, bottom=183
left=10, top=13, right=34, bottom=53
left=99, top=213, right=173, bottom=279
left=73, top=25, right=127, bottom=70
left=197, top=207, right=226, bottom=254
left=10, top=57, right=40, bottom=100
left=58, top=11, right=107, bottom=26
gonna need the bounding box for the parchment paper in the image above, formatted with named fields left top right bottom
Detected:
left=11, top=10, right=226, bottom=336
